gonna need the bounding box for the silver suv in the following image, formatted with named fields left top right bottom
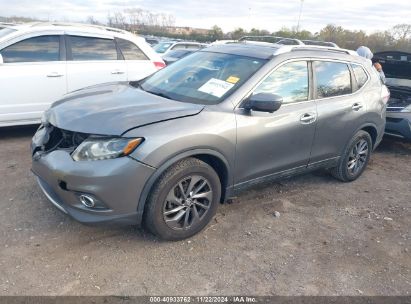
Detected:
left=31, top=42, right=388, bottom=240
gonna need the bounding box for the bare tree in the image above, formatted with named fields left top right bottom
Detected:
left=390, top=24, right=411, bottom=40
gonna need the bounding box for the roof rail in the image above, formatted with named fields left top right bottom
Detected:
left=301, top=39, right=339, bottom=48
left=30, top=22, right=128, bottom=34
left=239, top=35, right=304, bottom=45
left=239, top=36, right=339, bottom=47
left=274, top=45, right=357, bottom=56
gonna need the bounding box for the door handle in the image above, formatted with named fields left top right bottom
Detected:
left=111, top=70, right=125, bottom=75
left=300, top=113, right=316, bottom=124
left=352, top=103, right=363, bottom=111
left=46, top=72, right=64, bottom=77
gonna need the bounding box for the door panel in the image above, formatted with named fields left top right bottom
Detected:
left=0, top=62, right=66, bottom=125
left=235, top=102, right=317, bottom=185
left=309, top=61, right=365, bottom=163
left=234, top=60, right=316, bottom=185
left=66, top=61, right=127, bottom=92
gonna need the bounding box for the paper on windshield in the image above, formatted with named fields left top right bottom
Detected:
left=198, top=78, right=235, bottom=98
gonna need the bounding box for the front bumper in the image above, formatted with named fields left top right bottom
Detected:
left=385, top=112, right=411, bottom=140
left=32, top=150, right=155, bottom=225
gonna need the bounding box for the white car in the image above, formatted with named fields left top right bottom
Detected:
left=153, top=41, right=207, bottom=56
left=0, top=22, right=165, bottom=127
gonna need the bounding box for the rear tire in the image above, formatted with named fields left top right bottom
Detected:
left=330, top=130, right=372, bottom=182
left=144, top=158, right=221, bottom=241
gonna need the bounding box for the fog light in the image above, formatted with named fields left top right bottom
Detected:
left=79, top=194, right=96, bottom=208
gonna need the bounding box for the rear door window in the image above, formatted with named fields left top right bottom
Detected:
left=1, top=35, right=60, bottom=63
left=69, top=36, right=117, bottom=61
left=314, top=61, right=352, bottom=98
left=117, top=38, right=148, bottom=60
left=351, top=64, right=368, bottom=90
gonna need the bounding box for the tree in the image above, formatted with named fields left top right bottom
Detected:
left=390, top=24, right=411, bottom=40
left=231, top=27, right=246, bottom=40
left=209, top=25, right=223, bottom=41
left=86, top=16, right=100, bottom=25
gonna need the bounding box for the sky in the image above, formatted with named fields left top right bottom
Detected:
left=1, top=0, right=410, bottom=33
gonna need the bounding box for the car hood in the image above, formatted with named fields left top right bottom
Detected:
left=46, top=82, right=204, bottom=136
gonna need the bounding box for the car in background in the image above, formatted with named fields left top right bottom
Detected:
left=374, top=51, right=411, bottom=140
left=143, top=36, right=159, bottom=47
left=162, top=49, right=197, bottom=65
left=0, top=22, right=165, bottom=127
left=153, top=41, right=207, bottom=56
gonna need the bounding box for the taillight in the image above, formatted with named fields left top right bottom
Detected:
left=381, top=85, right=390, bottom=104
left=153, top=61, right=166, bottom=70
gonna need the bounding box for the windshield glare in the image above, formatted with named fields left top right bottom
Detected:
left=141, top=51, right=266, bottom=105
left=153, top=42, right=173, bottom=53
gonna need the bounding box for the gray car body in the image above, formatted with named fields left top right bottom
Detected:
left=31, top=44, right=386, bottom=225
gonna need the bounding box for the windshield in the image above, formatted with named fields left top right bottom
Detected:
left=0, top=28, right=17, bottom=39
left=153, top=42, right=173, bottom=53
left=140, top=51, right=267, bottom=105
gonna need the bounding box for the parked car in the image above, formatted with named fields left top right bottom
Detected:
left=374, top=51, right=411, bottom=140
left=162, top=49, right=197, bottom=65
left=153, top=41, right=207, bottom=55
left=31, top=43, right=388, bottom=240
left=143, top=36, right=159, bottom=47
left=0, top=22, right=165, bottom=127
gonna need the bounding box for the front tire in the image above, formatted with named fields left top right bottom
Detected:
left=331, top=130, right=372, bottom=182
left=144, top=158, right=221, bottom=241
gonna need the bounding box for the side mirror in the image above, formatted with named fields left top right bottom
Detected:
left=0, top=54, right=3, bottom=64
left=244, top=93, right=283, bottom=113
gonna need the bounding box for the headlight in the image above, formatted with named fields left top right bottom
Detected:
left=72, top=137, right=144, bottom=161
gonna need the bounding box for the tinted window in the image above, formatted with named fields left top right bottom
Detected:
left=1, top=35, right=59, bottom=63
left=117, top=38, right=148, bottom=60
left=352, top=64, right=368, bottom=89
left=315, top=61, right=352, bottom=98
left=254, top=61, right=309, bottom=103
left=69, top=36, right=117, bottom=61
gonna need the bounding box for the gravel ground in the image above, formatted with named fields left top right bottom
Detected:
left=0, top=125, right=410, bottom=296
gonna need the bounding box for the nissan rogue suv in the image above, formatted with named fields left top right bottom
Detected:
left=31, top=42, right=388, bottom=240
left=0, top=22, right=164, bottom=127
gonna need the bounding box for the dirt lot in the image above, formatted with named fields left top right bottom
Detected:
left=0, top=125, right=410, bottom=296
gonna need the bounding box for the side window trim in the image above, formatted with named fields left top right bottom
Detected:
left=348, top=63, right=358, bottom=92
left=114, top=38, right=124, bottom=60
left=59, top=35, right=66, bottom=61
left=65, top=35, right=73, bottom=61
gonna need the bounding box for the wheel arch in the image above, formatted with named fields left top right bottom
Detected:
left=136, top=149, right=232, bottom=225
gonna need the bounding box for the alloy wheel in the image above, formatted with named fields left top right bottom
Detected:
left=163, top=175, right=213, bottom=230
left=347, top=139, right=369, bottom=175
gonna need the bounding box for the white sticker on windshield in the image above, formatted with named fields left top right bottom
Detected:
left=198, top=78, right=235, bottom=98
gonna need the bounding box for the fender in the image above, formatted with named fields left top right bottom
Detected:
left=135, top=148, right=233, bottom=226
left=348, top=122, right=380, bottom=151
